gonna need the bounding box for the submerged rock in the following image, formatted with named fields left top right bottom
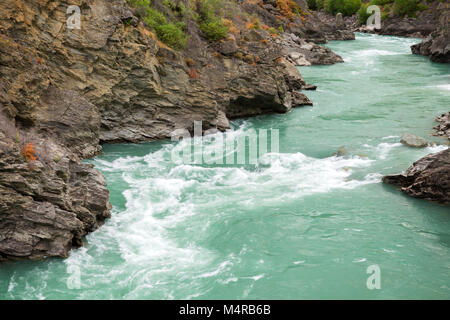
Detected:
left=400, top=133, right=428, bottom=148
left=382, top=149, right=450, bottom=204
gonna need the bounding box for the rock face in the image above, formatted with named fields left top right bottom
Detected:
left=314, top=11, right=356, bottom=41
left=383, top=149, right=450, bottom=204
left=0, top=0, right=349, bottom=261
left=411, top=5, right=450, bottom=63
left=400, top=133, right=428, bottom=148
left=0, top=119, right=111, bottom=261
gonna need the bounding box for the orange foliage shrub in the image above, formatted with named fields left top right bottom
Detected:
left=185, top=57, right=195, bottom=67
left=245, top=0, right=262, bottom=5
left=22, top=143, right=36, bottom=162
left=223, top=18, right=239, bottom=34
left=276, top=0, right=301, bottom=21
left=189, top=68, right=200, bottom=79
left=243, top=54, right=254, bottom=63
left=246, top=16, right=261, bottom=30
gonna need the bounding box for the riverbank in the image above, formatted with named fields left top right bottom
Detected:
left=313, top=1, right=449, bottom=63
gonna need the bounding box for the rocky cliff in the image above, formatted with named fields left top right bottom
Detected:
left=411, top=3, right=449, bottom=63
left=0, top=0, right=350, bottom=261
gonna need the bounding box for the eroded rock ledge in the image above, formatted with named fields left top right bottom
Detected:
left=382, top=148, right=450, bottom=204
left=0, top=0, right=351, bottom=261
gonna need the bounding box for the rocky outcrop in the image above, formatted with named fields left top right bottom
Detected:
left=315, top=11, right=357, bottom=41
left=0, top=0, right=349, bottom=261
left=373, top=10, right=440, bottom=38
left=382, top=148, right=450, bottom=204
left=280, top=33, right=344, bottom=65
left=433, top=112, right=450, bottom=140
left=411, top=5, right=449, bottom=63
left=0, top=115, right=111, bottom=261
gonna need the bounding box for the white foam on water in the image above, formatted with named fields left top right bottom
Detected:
left=433, top=84, right=450, bottom=91
left=382, top=135, right=400, bottom=140
left=218, top=277, right=239, bottom=284
left=62, top=124, right=382, bottom=298
left=250, top=274, right=264, bottom=281
left=196, top=261, right=233, bottom=279
left=354, top=49, right=403, bottom=58
left=427, top=144, right=448, bottom=153
left=364, top=142, right=402, bottom=160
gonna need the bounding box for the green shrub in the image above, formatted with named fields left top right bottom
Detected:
left=357, top=3, right=371, bottom=25
left=393, top=0, right=419, bottom=17
left=198, top=0, right=227, bottom=41
left=163, top=0, right=186, bottom=17
left=324, top=0, right=362, bottom=16
left=141, top=8, right=187, bottom=49
left=371, top=0, right=393, bottom=5
left=307, top=0, right=318, bottom=10
left=127, top=0, right=150, bottom=7
left=316, top=0, right=325, bottom=9
left=200, top=20, right=228, bottom=41
left=144, top=8, right=167, bottom=29
left=268, top=27, right=279, bottom=35
left=155, top=23, right=187, bottom=49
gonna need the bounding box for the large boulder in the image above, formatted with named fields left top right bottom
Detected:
left=400, top=133, right=428, bottom=148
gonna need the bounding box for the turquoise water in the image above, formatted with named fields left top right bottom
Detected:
left=1, top=33, right=449, bottom=299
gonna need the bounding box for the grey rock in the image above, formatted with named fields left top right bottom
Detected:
left=218, top=39, right=238, bottom=56
left=281, top=34, right=344, bottom=66
left=400, top=133, right=428, bottom=148
left=433, top=112, right=450, bottom=140
left=383, top=148, right=450, bottom=204
left=336, top=13, right=345, bottom=29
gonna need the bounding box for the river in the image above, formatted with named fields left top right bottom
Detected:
left=1, top=33, right=449, bottom=299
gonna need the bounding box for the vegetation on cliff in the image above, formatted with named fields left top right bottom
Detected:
left=308, top=0, right=439, bottom=23
left=126, top=0, right=311, bottom=49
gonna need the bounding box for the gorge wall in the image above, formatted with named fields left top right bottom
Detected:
left=0, top=0, right=350, bottom=261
